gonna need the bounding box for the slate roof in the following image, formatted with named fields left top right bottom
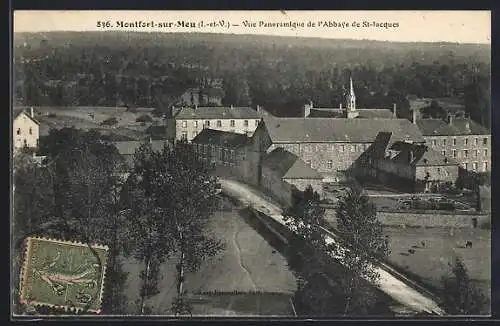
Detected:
left=262, top=116, right=424, bottom=143
left=113, top=140, right=167, bottom=156
left=416, top=118, right=489, bottom=136
left=174, top=106, right=261, bottom=120
left=263, top=147, right=323, bottom=180
left=308, top=108, right=394, bottom=119
left=13, top=108, right=40, bottom=125
left=191, top=129, right=249, bottom=148
left=415, top=148, right=458, bottom=167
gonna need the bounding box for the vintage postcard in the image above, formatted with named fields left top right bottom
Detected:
left=12, top=10, right=491, bottom=318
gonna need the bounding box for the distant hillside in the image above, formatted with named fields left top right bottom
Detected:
left=13, top=31, right=491, bottom=128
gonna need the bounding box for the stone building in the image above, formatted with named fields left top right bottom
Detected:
left=191, top=129, right=260, bottom=186
left=13, top=108, right=40, bottom=150
left=166, top=106, right=265, bottom=143
left=355, top=132, right=459, bottom=192
left=261, top=147, right=324, bottom=206
left=416, top=114, right=491, bottom=173
left=251, top=115, right=425, bottom=183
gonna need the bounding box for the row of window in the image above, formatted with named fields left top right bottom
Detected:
left=430, top=137, right=488, bottom=147
left=181, top=119, right=260, bottom=129
left=446, top=149, right=489, bottom=159
left=303, top=143, right=369, bottom=153
left=16, top=128, right=34, bottom=135
left=462, top=162, right=488, bottom=171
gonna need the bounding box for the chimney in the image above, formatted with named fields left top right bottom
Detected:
left=149, top=137, right=152, bottom=144
left=465, top=119, right=471, bottom=133
left=447, top=113, right=453, bottom=126
left=194, top=104, right=198, bottom=110
left=393, top=103, right=397, bottom=118
left=340, top=103, right=343, bottom=110
left=30, top=107, right=34, bottom=118
left=412, top=109, right=417, bottom=124
left=256, top=105, right=261, bottom=113
left=230, top=104, right=234, bottom=109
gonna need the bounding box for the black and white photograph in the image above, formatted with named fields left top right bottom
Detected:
left=11, top=10, right=491, bottom=318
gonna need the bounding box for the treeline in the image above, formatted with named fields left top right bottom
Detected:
left=14, top=32, right=491, bottom=127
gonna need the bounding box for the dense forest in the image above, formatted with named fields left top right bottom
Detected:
left=13, top=32, right=491, bottom=128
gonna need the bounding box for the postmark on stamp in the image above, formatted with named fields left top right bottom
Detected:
left=19, top=237, right=109, bottom=313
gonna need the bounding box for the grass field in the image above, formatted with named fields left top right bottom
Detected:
left=33, top=106, right=162, bottom=140
left=121, top=203, right=297, bottom=316
left=385, top=227, right=491, bottom=298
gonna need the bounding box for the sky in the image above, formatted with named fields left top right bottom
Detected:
left=13, top=10, right=491, bottom=44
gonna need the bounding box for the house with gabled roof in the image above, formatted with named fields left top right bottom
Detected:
left=355, top=131, right=459, bottom=192
left=13, top=107, right=40, bottom=150
left=261, top=147, right=324, bottom=206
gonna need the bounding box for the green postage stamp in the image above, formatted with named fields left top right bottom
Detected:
left=19, top=237, right=109, bottom=313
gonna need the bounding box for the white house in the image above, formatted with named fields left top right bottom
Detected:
left=13, top=107, right=40, bottom=150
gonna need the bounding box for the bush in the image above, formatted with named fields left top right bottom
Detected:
left=100, top=117, right=118, bottom=126
left=136, top=114, right=153, bottom=123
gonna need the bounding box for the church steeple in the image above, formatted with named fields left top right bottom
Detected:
left=347, top=77, right=356, bottom=111
left=346, top=77, right=359, bottom=118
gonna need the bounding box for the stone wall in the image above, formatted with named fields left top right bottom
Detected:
left=377, top=210, right=490, bottom=228
left=261, top=165, right=293, bottom=207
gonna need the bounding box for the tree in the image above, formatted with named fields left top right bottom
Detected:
left=121, top=141, right=224, bottom=315
left=441, top=256, right=488, bottom=315
left=334, top=184, right=389, bottom=315
left=32, top=128, right=128, bottom=314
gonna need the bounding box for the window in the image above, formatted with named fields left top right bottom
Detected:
left=244, top=120, right=248, bottom=127
left=23, top=139, right=27, bottom=146
left=351, top=145, right=356, bottom=152
left=442, top=139, right=447, bottom=146
left=193, top=121, right=198, bottom=128
left=255, top=120, right=260, bottom=127
left=16, top=128, right=21, bottom=135
left=453, top=150, right=457, bottom=158
left=483, top=162, right=488, bottom=171
left=453, top=138, right=457, bottom=146
left=484, top=149, right=488, bottom=157
left=217, top=120, right=222, bottom=127
left=205, top=120, right=210, bottom=127
left=181, top=131, right=188, bottom=140
left=464, top=150, right=468, bottom=158
left=464, top=138, right=468, bottom=145
left=483, top=138, right=488, bottom=145
left=29, top=128, right=32, bottom=135
left=475, top=138, right=478, bottom=146
left=230, top=120, right=235, bottom=127
left=327, top=160, right=333, bottom=169
left=442, top=150, right=446, bottom=157
left=306, top=160, right=312, bottom=167
left=340, top=144, right=345, bottom=152
left=463, top=163, right=468, bottom=170
left=182, top=120, right=187, bottom=128
left=437, top=168, right=441, bottom=174
left=473, top=162, right=478, bottom=170
left=432, top=139, right=436, bottom=146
